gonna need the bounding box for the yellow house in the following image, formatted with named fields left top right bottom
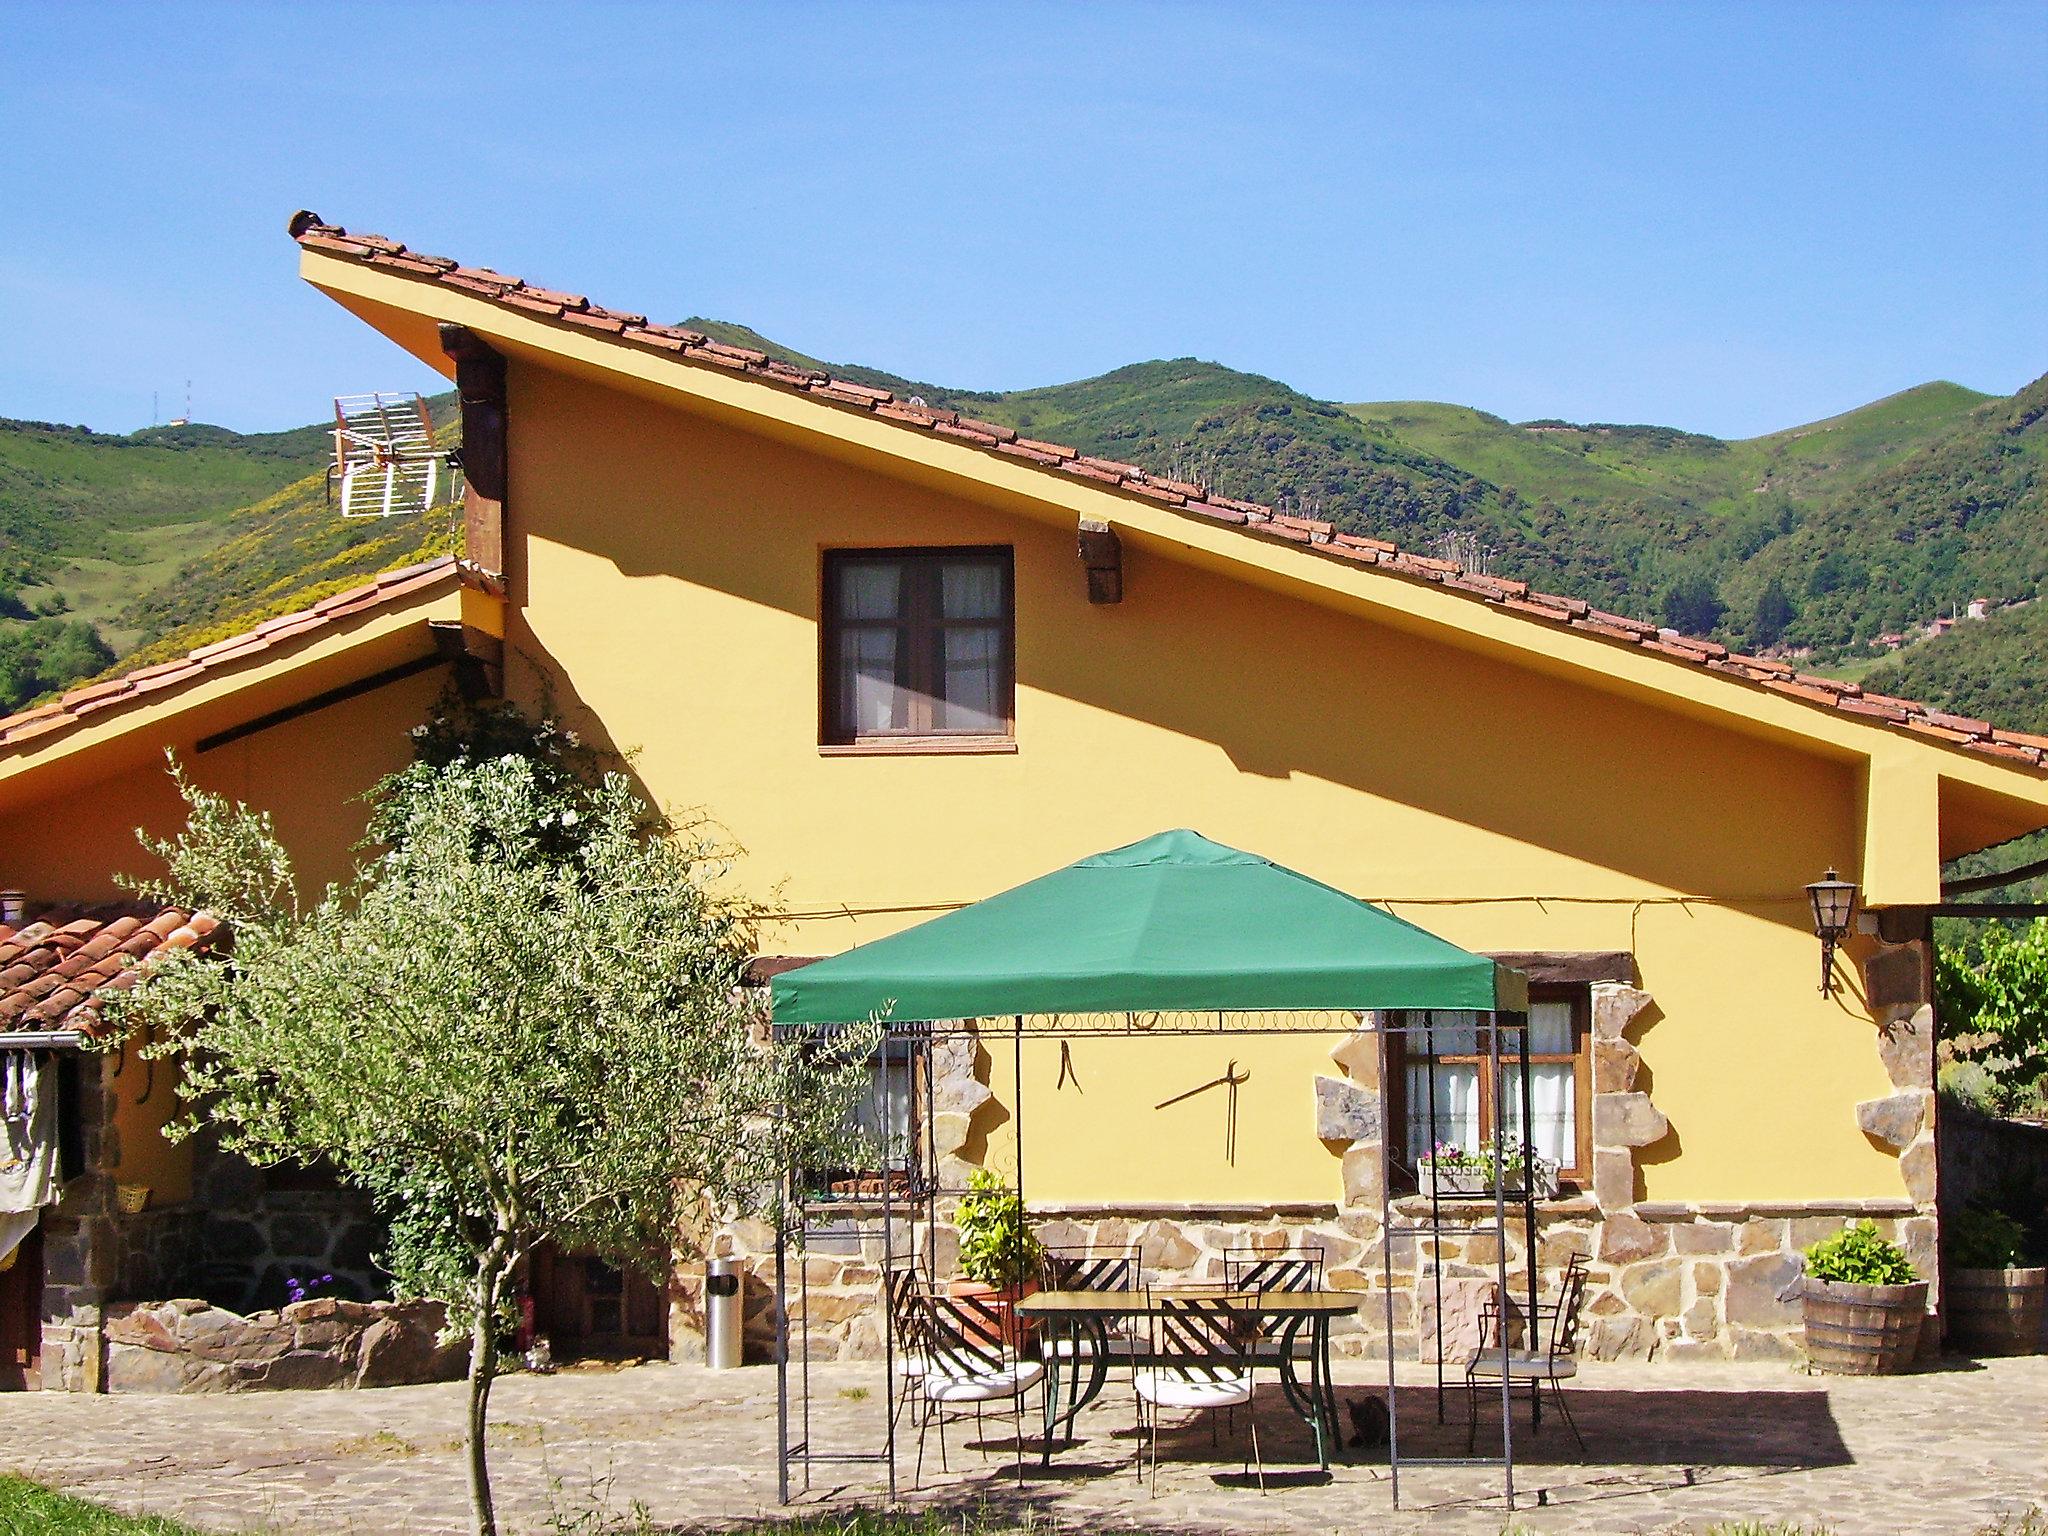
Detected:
left=6, top=210, right=2048, bottom=1384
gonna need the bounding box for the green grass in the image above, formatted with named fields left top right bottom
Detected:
left=0, top=1476, right=214, bottom=1536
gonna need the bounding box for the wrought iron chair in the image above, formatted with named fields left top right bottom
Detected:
left=1038, top=1245, right=1141, bottom=1440
left=911, top=1287, right=1044, bottom=1488
left=1039, top=1245, right=1141, bottom=1356
left=1131, top=1291, right=1265, bottom=1494
left=1222, top=1245, right=1325, bottom=1294
left=882, top=1265, right=929, bottom=1430
left=1222, top=1244, right=1324, bottom=1361
left=1464, top=1252, right=1590, bottom=1454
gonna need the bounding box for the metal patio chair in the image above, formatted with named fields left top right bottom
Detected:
left=912, top=1287, right=1044, bottom=1488
left=882, top=1265, right=929, bottom=1430
left=1222, top=1244, right=1324, bottom=1361
left=1038, top=1244, right=1141, bottom=1439
left=1464, top=1252, right=1590, bottom=1454
left=1131, top=1291, right=1264, bottom=1495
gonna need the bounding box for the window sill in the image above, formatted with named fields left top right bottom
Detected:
left=818, top=737, right=1017, bottom=757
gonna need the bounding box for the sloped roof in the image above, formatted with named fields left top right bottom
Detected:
left=0, top=556, right=460, bottom=756
left=0, top=904, right=220, bottom=1036
left=288, top=214, right=2048, bottom=775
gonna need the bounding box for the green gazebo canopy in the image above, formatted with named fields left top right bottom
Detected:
left=770, top=830, right=1527, bottom=1026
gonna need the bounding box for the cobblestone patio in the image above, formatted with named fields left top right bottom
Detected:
left=1, top=1356, right=2041, bottom=1534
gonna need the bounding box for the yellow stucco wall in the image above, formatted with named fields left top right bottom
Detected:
left=0, top=663, right=450, bottom=906
left=501, top=362, right=1897, bottom=1209
left=0, top=663, right=452, bottom=1206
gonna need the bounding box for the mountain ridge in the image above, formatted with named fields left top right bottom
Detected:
left=1, top=342, right=2040, bottom=733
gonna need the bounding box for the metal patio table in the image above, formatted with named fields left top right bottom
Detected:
left=1017, top=1287, right=1357, bottom=1469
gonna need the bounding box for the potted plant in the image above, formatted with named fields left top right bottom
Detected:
left=951, top=1169, right=1044, bottom=1348
left=1944, top=1205, right=2047, bottom=1356
left=1799, top=1222, right=1928, bottom=1374
left=1417, top=1142, right=1560, bottom=1200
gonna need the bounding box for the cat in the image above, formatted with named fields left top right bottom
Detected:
left=1346, top=1393, right=1389, bottom=1449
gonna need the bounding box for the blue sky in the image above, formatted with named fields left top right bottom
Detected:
left=2, top=2, right=2043, bottom=438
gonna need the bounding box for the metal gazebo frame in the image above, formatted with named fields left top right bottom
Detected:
left=772, top=1009, right=1541, bottom=1509
left=764, top=835, right=1550, bottom=1512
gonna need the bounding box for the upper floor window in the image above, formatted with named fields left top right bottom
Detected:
left=822, top=548, right=1014, bottom=748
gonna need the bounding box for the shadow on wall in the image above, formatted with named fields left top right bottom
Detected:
left=504, top=371, right=1856, bottom=921
left=183, top=1132, right=389, bottom=1312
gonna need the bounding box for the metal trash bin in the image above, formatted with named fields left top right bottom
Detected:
left=705, top=1257, right=743, bottom=1369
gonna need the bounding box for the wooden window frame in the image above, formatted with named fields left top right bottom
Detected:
left=820, top=546, right=1017, bottom=753
left=1387, top=984, right=1593, bottom=1188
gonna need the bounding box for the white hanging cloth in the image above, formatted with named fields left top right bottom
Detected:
left=1, top=1054, right=55, bottom=1191
left=0, top=1053, right=57, bottom=1269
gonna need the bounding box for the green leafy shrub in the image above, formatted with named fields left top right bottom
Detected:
left=956, top=1169, right=1042, bottom=1289
left=1803, top=1222, right=1919, bottom=1286
left=1936, top=919, right=2048, bottom=1119
left=1947, top=1206, right=2033, bottom=1269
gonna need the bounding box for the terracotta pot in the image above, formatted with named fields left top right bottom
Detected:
left=1946, top=1266, right=2047, bottom=1356
left=1801, top=1277, right=1928, bottom=1374
left=948, top=1277, right=1040, bottom=1351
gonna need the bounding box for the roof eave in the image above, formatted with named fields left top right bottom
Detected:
left=301, top=249, right=2048, bottom=819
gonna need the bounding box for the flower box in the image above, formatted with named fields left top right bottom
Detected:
left=1419, top=1155, right=1560, bottom=1201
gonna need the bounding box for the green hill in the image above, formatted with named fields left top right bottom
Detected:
left=1864, top=600, right=2048, bottom=736
left=0, top=416, right=331, bottom=638
left=0, top=402, right=456, bottom=712
left=2, top=331, right=2042, bottom=746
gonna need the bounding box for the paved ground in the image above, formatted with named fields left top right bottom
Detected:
left=1, top=1355, right=2043, bottom=1534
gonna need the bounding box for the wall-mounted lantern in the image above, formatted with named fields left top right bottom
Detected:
left=1806, top=868, right=1859, bottom=996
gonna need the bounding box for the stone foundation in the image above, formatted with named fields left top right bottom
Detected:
left=699, top=956, right=1945, bottom=1368
left=102, top=1296, right=464, bottom=1392
left=39, top=1059, right=393, bottom=1390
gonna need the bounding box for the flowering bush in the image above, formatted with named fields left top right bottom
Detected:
left=1424, top=1141, right=1530, bottom=1179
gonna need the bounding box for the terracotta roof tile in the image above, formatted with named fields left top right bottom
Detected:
left=0, top=556, right=463, bottom=758
left=0, top=904, right=220, bottom=1037
left=283, top=211, right=2048, bottom=776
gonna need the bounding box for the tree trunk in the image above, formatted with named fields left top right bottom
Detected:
left=465, top=1273, right=502, bottom=1536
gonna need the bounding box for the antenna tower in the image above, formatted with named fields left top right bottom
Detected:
left=327, top=392, right=459, bottom=518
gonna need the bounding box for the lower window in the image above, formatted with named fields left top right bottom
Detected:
left=1388, top=986, right=1591, bottom=1186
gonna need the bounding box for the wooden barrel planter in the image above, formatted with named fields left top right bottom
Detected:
left=1946, top=1267, right=2047, bottom=1355
left=1801, top=1277, right=1928, bottom=1374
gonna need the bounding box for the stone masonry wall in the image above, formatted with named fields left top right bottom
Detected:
left=185, top=1134, right=387, bottom=1313
left=103, top=1296, right=464, bottom=1392
left=41, top=1058, right=392, bottom=1391
left=701, top=962, right=1944, bottom=1366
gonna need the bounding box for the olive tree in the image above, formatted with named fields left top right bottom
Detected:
left=107, top=745, right=876, bottom=1536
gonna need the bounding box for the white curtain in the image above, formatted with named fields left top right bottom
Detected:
left=938, top=629, right=1001, bottom=731
left=936, top=562, right=1003, bottom=731
left=1405, top=1059, right=1480, bottom=1166
left=940, top=562, right=1002, bottom=620
left=1527, top=998, right=1575, bottom=1055
left=1501, top=1065, right=1575, bottom=1168
left=838, top=562, right=901, bottom=620
left=841, top=629, right=904, bottom=732
left=835, top=563, right=906, bottom=731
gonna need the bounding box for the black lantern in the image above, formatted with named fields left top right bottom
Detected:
left=1806, top=867, right=1858, bottom=995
